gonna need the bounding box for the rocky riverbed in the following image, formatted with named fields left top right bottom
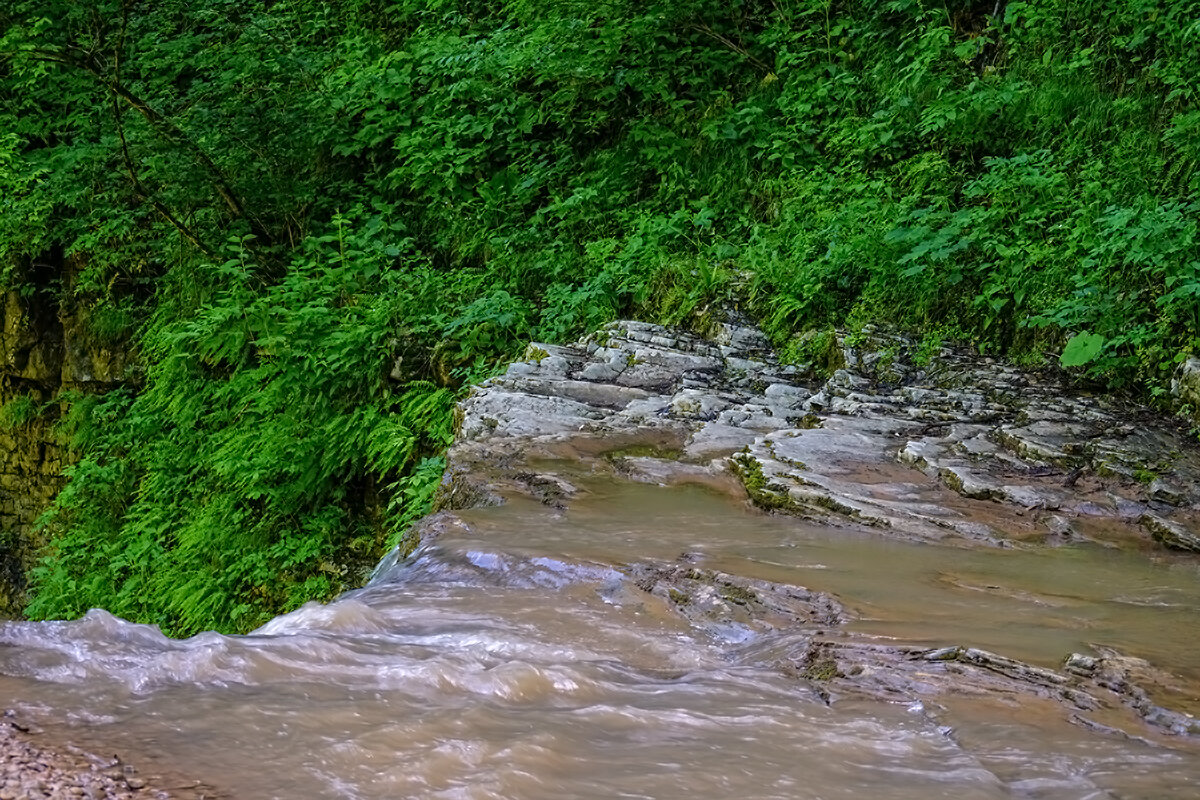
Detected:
left=448, top=317, right=1200, bottom=551
left=4, top=316, right=1200, bottom=797
left=428, top=315, right=1200, bottom=741
left=0, top=710, right=222, bottom=800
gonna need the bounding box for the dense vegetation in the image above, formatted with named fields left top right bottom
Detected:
left=1, top=0, right=1197, bottom=634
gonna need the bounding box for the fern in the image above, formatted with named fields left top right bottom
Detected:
left=4, top=0, right=1198, bottom=633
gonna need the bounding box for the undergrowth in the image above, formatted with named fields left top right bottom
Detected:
left=1, top=0, right=1197, bottom=633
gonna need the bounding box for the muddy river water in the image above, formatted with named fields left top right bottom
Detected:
left=3, top=475, right=1200, bottom=798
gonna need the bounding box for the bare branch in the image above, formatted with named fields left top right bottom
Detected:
left=4, top=41, right=269, bottom=243
left=686, top=23, right=772, bottom=74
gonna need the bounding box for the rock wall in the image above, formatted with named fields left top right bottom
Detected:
left=0, top=268, right=127, bottom=616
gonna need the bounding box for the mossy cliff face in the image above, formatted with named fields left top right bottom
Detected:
left=0, top=272, right=127, bottom=617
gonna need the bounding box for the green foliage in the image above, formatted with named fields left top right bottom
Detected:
left=0, top=394, right=40, bottom=429
left=1060, top=333, right=1106, bottom=368
left=736, top=2, right=1200, bottom=381
left=2, top=0, right=1198, bottom=633
left=780, top=327, right=841, bottom=375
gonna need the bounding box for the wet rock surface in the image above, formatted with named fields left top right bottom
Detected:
left=627, top=559, right=845, bottom=638
left=794, top=641, right=1200, bottom=739
left=452, top=319, right=1200, bottom=551
left=438, top=317, right=1200, bottom=741
left=625, top=551, right=1200, bottom=740
left=407, top=500, right=1200, bottom=744
left=629, top=555, right=1200, bottom=739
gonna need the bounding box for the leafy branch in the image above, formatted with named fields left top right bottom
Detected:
left=685, top=22, right=772, bottom=73
left=109, top=2, right=213, bottom=257
left=2, top=42, right=267, bottom=244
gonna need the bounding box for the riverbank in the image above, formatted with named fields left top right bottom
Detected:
left=0, top=709, right=224, bottom=800
left=434, top=315, right=1200, bottom=737
left=449, top=317, right=1200, bottom=552
left=2, top=315, right=1199, bottom=796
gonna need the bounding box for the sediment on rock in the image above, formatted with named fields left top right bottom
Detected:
left=798, top=641, right=1200, bottom=739
left=628, top=559, right=844, bottom=637
left=611, top=545, right=1200, bottom=741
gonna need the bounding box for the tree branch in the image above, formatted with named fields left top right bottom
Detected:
left=6, top=43, right=269, bottom=243
left=687, top=23, right=772, bottom=74
left=110, top=5, right=214, bottom=258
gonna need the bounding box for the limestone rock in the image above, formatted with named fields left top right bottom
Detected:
left=1, top=267, right=130, bottom=616
left=1140, top=514, right=1200, bottom=552
left=443, top=318, right=1200, bottom=554
left=1172, top=356, right=1200, bottom=421
left=402, top=314, right=1200, bottom=743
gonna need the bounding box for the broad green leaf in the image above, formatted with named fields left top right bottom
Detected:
left=1060, top=333, right=1106, bottom=367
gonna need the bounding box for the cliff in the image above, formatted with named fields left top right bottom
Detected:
left=0, top=259, right=128, bottom=616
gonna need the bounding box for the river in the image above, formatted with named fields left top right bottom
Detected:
left=3, top=474, right=1200, bottom=798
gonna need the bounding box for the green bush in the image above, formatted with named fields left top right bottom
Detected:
left=2, top=0, right=1197, bottom=633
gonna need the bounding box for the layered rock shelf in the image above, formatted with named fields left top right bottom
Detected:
left=448, top=317, right=1200, bottom=552
left=425, top=316, right=1200, bottom=741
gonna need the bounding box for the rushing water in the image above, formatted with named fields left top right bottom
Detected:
left=3, top=475, right=1200, bottom=798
